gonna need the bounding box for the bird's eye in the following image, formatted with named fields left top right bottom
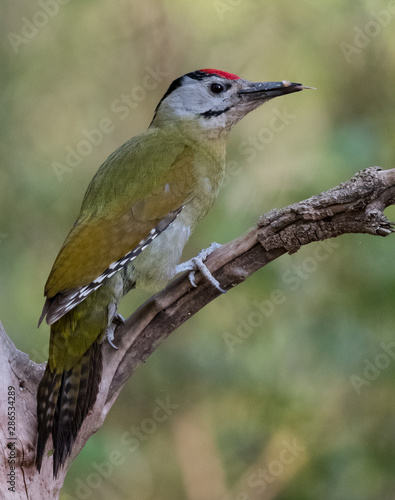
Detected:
left=210, top=83, right=225, bottom=94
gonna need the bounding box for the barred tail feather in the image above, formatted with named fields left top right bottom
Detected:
left=36, top=341, right=103, bottom=476
left=36, top=370, right=62, bottom=471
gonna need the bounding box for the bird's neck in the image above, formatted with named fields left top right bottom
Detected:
left=150, top=116, right=228, bottom=159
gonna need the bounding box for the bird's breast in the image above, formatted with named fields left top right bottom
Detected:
left=127, top=160, right=225, bottom=292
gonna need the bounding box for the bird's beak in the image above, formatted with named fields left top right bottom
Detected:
left=238, top=81, right=314, bottom=101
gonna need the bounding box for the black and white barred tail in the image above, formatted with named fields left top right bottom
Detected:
left=35, top=340, right=102, bottom=476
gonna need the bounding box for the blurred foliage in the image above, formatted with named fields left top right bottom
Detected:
left=1, top=0, right=395, bottom=498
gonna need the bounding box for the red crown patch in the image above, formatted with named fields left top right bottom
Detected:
left=199, top=69, right=240, bottom=80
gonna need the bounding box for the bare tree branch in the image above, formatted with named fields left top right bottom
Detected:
left=1, top=166, right=394, bottom=499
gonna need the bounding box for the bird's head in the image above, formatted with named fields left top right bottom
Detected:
left=151, top=69, right=310, bottom=137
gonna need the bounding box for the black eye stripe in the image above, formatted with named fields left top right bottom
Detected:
left=200, top=106, right=231, bottom=118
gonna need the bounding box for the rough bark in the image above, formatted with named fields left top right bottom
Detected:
left=1, top=166, right=394, bottom=499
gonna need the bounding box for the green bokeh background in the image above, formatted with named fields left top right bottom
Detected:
left=1, top=1, right=395, bottom=498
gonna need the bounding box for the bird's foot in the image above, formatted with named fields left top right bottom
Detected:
left=105, top=312, right=125, bottom=349
left=106, top=310, right=126, bottom=349
left=106, top=324, right=118, bottom=349
left=175, top=242, right=225, bottom=293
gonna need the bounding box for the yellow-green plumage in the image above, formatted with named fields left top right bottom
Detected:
left=36, top=69, right=306, bottom=476
left=37, top=279, right=121, bottom=473
left=36, top=114, right=226, bottom=476
left=45, top=128, right=225, bottom=297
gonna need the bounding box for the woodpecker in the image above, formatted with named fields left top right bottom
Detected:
left=36, top=69, right=308, bottom=476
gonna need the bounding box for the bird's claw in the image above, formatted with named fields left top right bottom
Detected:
left=106, top=324, right=119, bottom=350
left=176, top=242, right=226, bottom=293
